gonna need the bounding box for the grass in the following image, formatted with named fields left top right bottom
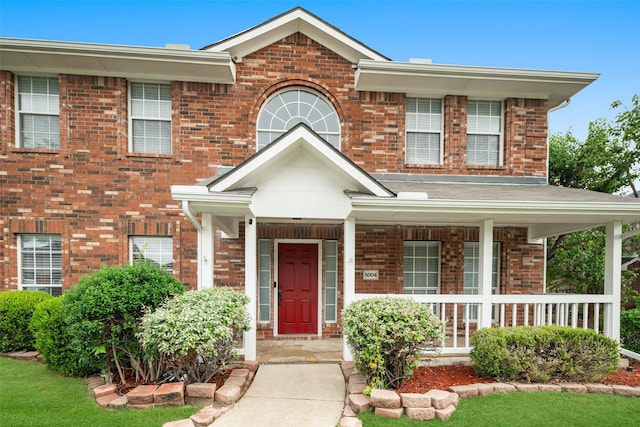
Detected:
left=0, top=357, right=199, bottom=427
left=360, top=391, right=640, bottom=427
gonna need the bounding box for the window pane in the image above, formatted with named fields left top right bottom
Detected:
left=257, top=88, right=340, bottom=150
left=20, top=234, right=62, bottom=295
left=132, top=120, right=171, bottom=154
left=467, top=135, right=499, bottom=166
left=18, top=77, right=60, bottom=148
left=130, top=83, right=171, bottom=153
left=258, top=239, right=271, bottom=322
left=406, top=132, right=440, bottom=164
left=325, top=241, right=338, bottom=322
left=130, top=236, right=173, bottom=274
left=403, top=242, right=439, bottom=294
left=463, top=242, right=500, bottom=321
left=467, top=100, right=501, bottom=166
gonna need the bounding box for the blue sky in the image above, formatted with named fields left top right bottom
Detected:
left=1, top=0, right=638, bottom=142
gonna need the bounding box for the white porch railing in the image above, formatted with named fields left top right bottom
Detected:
left=352, top=293, right=614, bottom=355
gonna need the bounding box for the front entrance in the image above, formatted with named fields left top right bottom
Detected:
left=277, top=243, right=319, bottom=335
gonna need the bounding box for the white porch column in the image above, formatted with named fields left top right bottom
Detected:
left=199, top=213, right=215, bottom=289
left=604, top=221, right=622, bottom=341
left=479, top=219, right=494, bottom=329
left=343, top=215, right=356, bottom=361
left=244, top=215, right=257, bottom=360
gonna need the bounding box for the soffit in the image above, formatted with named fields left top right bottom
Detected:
left=355, top=60, right=599, bottom=109
left=0, top=38, right=235, bottom=83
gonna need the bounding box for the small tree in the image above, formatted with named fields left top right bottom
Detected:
left=63, top=262, right=184, bottom=383
left=138, top=287, right=250, bottom=384
left=342, top=297, right=444, bottom=389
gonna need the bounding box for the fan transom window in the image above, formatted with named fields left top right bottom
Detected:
left=257, top=88, right=340, bottom=150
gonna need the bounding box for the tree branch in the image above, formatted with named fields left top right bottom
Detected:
left=547, top=234, right=567, bottom=262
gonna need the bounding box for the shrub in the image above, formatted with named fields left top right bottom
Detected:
left=621, top=308, right=640, bottom=353
left=470, top=326, right=619, bottom=383
left=342, top=297, right=445, bottom=389
left=0, top=290, right=52, bottom=352
left=29, top=297, right=94, bottom=376
left=138, top=287, right=250, bottom=384
left=63, top=262, right=185, bottom=383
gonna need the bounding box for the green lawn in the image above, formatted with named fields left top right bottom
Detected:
left=0, top=357, right=199, bottom=427
left=360, top=391, right=640, bottom=426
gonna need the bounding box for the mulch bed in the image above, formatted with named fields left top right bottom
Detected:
left=397, top=361, right=640, bottom=393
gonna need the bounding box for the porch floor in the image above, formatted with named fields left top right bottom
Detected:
left=256, top=338, right=343, bottom=363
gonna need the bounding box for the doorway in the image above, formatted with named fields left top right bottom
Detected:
left=277, top=243, right=319, bottom=335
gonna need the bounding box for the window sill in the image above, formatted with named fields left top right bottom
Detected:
left=465, top=165, right=505, bottom=171
left=404, top=163, right=445, bottom=169
left=126, top=152, right=172, bottom=159
left=11, top=147, right=60, bottom=155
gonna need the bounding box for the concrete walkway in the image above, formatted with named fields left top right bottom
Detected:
left=213, top=363, right=345, bottom=427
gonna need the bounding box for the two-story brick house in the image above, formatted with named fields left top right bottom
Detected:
left=2, top=8, right=639, bottom=360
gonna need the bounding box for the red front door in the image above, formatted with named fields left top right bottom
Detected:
left=277, top=243, right=318, bottom=335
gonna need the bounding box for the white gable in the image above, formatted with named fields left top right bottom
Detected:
left=206, top=124, right=393, bottom=219
left=203, top=7, right=388, bottom=63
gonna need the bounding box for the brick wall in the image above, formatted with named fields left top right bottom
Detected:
left=1, top=33, right=548, bottom=299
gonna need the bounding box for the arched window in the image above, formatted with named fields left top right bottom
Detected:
left=257, top=88, right=340, bottom=150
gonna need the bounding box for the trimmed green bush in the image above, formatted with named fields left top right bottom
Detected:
left=621, top=308, right=640, bottom=353
left=470, top=326, right=619, bottom=383
left=342, top=297, right=445, bottom=389
left=63, top=262, right=185, bottom=383
left=138, top=287, right=250, bottom=384
left=0, top=290, right=52, bottom=352
left=29, top=297, right=94, bottom=376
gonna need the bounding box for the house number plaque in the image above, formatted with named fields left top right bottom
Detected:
left=363, top=270, right=379, bottom=280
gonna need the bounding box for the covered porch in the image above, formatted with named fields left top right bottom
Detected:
left=171, top=125, right=640, bottom=361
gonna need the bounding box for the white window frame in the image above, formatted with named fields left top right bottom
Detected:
left=16, top=75, right=60, bottom=149
left=130, top=236, right=174, bottom=274
left=463, top=242, right=500, bottom=322
left=256, top=88, right=340, bottom=151
left=129, top=82, right=172, bottom=154
left=258, top=239, right=271, bottom=323
left=466, top=100, right=503, bottom=166
left=324, top=240, right=338, bottom=323
left=18, top=234, right=62, bottom=296
left=405, top=97, right=443, bottom=164
left=403, top=241, right=441, bottom=295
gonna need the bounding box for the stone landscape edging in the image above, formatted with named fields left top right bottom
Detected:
left=89, top=360, right=260, bottom=427
left=338, top=360, right=640, bottom=427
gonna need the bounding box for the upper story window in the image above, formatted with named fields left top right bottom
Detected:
left=403, top=241, right=440, bottom=295
left=466, top=100, right=502, bottom=166
left=19, top=234, right=62, bottom=296
left=130, top=82, right=171, bottom=154
left=406, top=98, right=442, bottom=164
left=257, top=88, right=340, bottom=150
left=17, top=76, right=60, bottom=149
left=130, top=236, right=173, bottom=274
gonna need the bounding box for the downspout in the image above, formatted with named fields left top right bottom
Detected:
left=542, top=98, right=571, bottom=293
left=181, top=200, right=202, bottom=232
left=182, top=200, right=205, bottom=289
